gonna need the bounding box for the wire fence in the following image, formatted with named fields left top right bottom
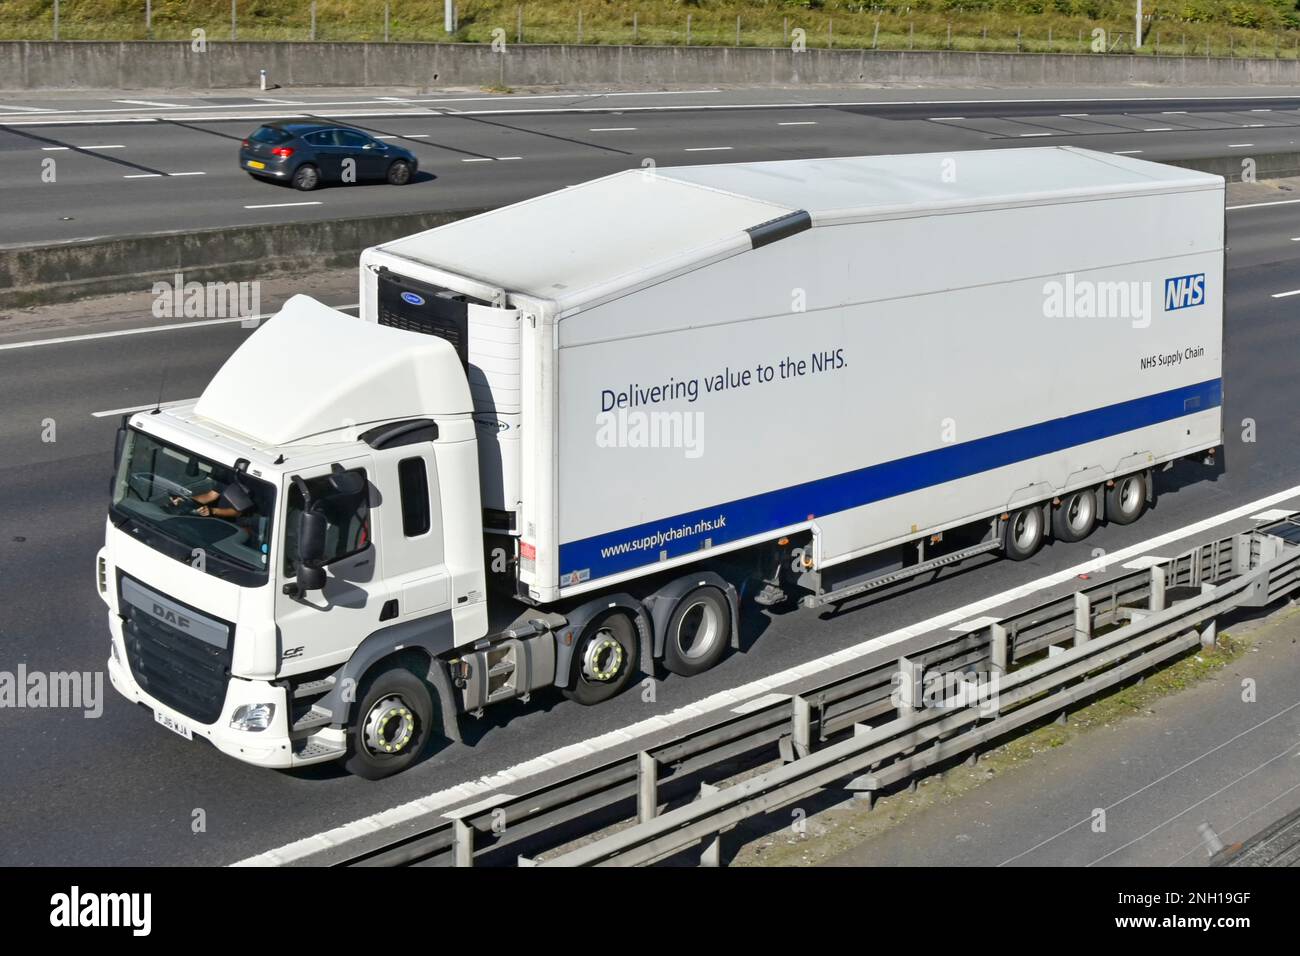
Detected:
left=9, top=2, right=1300, bottom=60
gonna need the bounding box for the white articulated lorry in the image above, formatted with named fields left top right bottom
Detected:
left=100, top=147, right=1225, bottom=778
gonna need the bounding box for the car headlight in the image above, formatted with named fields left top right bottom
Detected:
left=230, top=703, right=276, bottom=732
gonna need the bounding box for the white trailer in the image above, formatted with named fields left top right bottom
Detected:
left=101, top=148, right=1224, bottom=777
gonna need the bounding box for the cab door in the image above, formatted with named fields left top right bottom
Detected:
left=274, top=457, right=384, bottom=674
left=371, top=444, right=452, bottom=627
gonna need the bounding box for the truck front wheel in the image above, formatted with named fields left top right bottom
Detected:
left=563, top=609, right=640, bottom=706
left=344, top=666, right=436, bottom=780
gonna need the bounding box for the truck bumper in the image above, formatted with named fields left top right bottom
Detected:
left=106, top=613, right=341, bottom=770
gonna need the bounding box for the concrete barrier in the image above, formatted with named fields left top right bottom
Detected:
left=1165, top=151, right=1300, bottom=183
left=2, top=41, right=1300, bottom=92
left=0, top=207, right=485, bottom=309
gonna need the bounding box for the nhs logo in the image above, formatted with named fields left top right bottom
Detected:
left=1164, top=273, right=1206, bottom=311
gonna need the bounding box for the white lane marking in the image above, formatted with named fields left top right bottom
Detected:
left=930, top=116, right=965, bottom=120
left=168, top=171, right=206, bottom=176
left=1113, top=149, right=1144, bottom=154
left=1227, top=198, right=1300, bottom=210
left=123, top=173, right=162, bottom=178
left=92, top=398, right=196, bottom=418
left=685, top=146, right=733, bottom=151
left=1271, top=289, right=1300, bottom=298
left=232, top=483, right=1300, bottom=867
left=1161, top=111, right=1188, bottom=115
left=732, top=693, right=791, bottom=715
left=1290, top=237, right=1300, bottom=242
left=1060, top=113, right=1089, bottom=117
left=41, top=144, right=125, bottom=150
left=1228, top=143, right=1255, bottom=148
left=590, top=126, right=638, bottom=131
left=0, top=102, right=54, bottom=112
left=496, top=156, right=521, bottom=161
left=0, top=303, right=359, bottom=351
left=253, top=98, right=301, bottom=105
left=1144, top=127, right=1173, bottom=132
left=404, top=133, right=429, bottom=138
left=1244, top=124, right=1266, bottom=128
left=243, top=200, right=323, bottom=209
left=1019, top=132, right=1052, bottom=137
left=461, top=157, right=493, bottom=162
left=374, top=134, right=398, bottom=139
left=778, top=121, right=817, bottom=126
left=1251, top=108, right=1273, bottom=112
left=950, top=616, right=1001, bottom=632
left=1252, top=509, right=1297, bottom=521
left=115, top=99, right=185, bottom=108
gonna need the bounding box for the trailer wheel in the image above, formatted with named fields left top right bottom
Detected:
left=563, top=608, right=640, bottom=706
left=343, top=665, right=435, bottom=780
left=1052, top=489, right=1098, bottom=543
left=1107, top=473, right=1147, bottom=525
left=1004, top=505, right=1045, bottom=561
left=663, top=586, right=731, bottom=677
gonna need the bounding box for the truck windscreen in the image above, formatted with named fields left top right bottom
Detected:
left=110, top=429, right=276, bottom=585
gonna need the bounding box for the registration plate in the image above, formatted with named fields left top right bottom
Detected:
left=155, top=709, right=193, bottom=741
left=247, top=160, right=266, bottom=170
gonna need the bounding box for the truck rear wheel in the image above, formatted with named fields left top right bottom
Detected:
left=663, top=586, right=731, bottom=677
left=343, top=665, right=435, bottom=780
left=563, top=609, right=639, bottom=706
left=1106, top=473, right=1148, bottom=525
left=1004, top=504, right=1045, bottom=561
left=1052, top=489, right=1098, bottom=543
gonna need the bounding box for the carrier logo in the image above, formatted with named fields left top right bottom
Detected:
left=400, top=291, right=426, bottom=306
left=1164, top=273, right=1206, bottom=311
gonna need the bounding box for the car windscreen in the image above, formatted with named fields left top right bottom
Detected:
left=249, top=126, right=293, bottom=145
left=110, top=428, right=275, bottom=586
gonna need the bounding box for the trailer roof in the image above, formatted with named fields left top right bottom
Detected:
left=374, top=147, right=1220, bottom=312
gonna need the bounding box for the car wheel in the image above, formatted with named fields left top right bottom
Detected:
left=1106, top=473, right=1148, bottom=525
left=562, top=609, right=640, bottom=706
left=343, top=664, right=436, bottom=780
left=1004, top=504, right=1045, bottom=561
left=1052, top=489, right=1098, bottom=543
left=291, top=164, right=320, bottom=191
left=663, top=586, right=732, bottom=677
left=386, top=160, right=413, bottom=185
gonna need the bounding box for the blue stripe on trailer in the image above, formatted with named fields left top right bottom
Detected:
left=559, top=378, right=1222, bottom=584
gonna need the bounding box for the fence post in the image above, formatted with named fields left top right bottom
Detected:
left=829, top=18, right=833, bottom=49
left=517, top=5, right=522, bottom=44
left=53, top=0, right=59, bottom=41
left=948, top=23, right=952, bottom=50
left=146, top=0, right=151, bottom=39
left=1047, top=27, right=1051, bottom=51
left=577, top=9, right=582, bottom=44
left=231, top=0, right=237, bottom=41
left=1150, top=565, right=1167, bottom=612
left=736, top=15, right=740, bottom=48
left=310, top=1, right=316, bottom=41
left=909, top=22, right=914, bottom=50
left=990, top=622, right=1009, bottom=673
left=686, top=13, right=691, bottom=47
left=783, top=16, right=788, bottom=45
left=384, top=2, right=390, bottom=42
left=872, top=19, right=879, bottom=50
left=637, top=751, right=658, bottom=824
left=452, top=818, right=474, bottom=867
left=632, top=12, right=637, bottom=43
left=1073, top=592, right=1091, bottom=647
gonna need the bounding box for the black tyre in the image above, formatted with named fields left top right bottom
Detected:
left=386, top=160, right=413, bottom=185
left=563, top=608, right=640, bottom=706
left=1004, top=504, right=1045, bottom=561
left=1106, top=473, right=1147, bottom=525
left=1052, top=488, right=1098, bottom=543
left=663, top=586, right=731, bottom=677
left=291, top=164, right=320, bottom=191
left=343, top=665, right=435, bottom=780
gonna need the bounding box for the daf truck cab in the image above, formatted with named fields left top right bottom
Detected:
left=101, top=297, right=501, bottom=777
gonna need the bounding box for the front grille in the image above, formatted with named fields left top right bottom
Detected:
left=118, top=575, right=233, bottom=725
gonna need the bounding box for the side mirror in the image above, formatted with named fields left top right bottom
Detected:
left=296, top=564, right=326, bottom=593
left=297, top=510, right=327, bottom=566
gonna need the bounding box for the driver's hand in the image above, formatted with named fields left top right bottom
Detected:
left=195, top=505, right=211, bottom=517
left=169, top=496, right=183, bottom=506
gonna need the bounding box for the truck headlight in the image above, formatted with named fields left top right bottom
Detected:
left=230, top=703, right=276, bottom=732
